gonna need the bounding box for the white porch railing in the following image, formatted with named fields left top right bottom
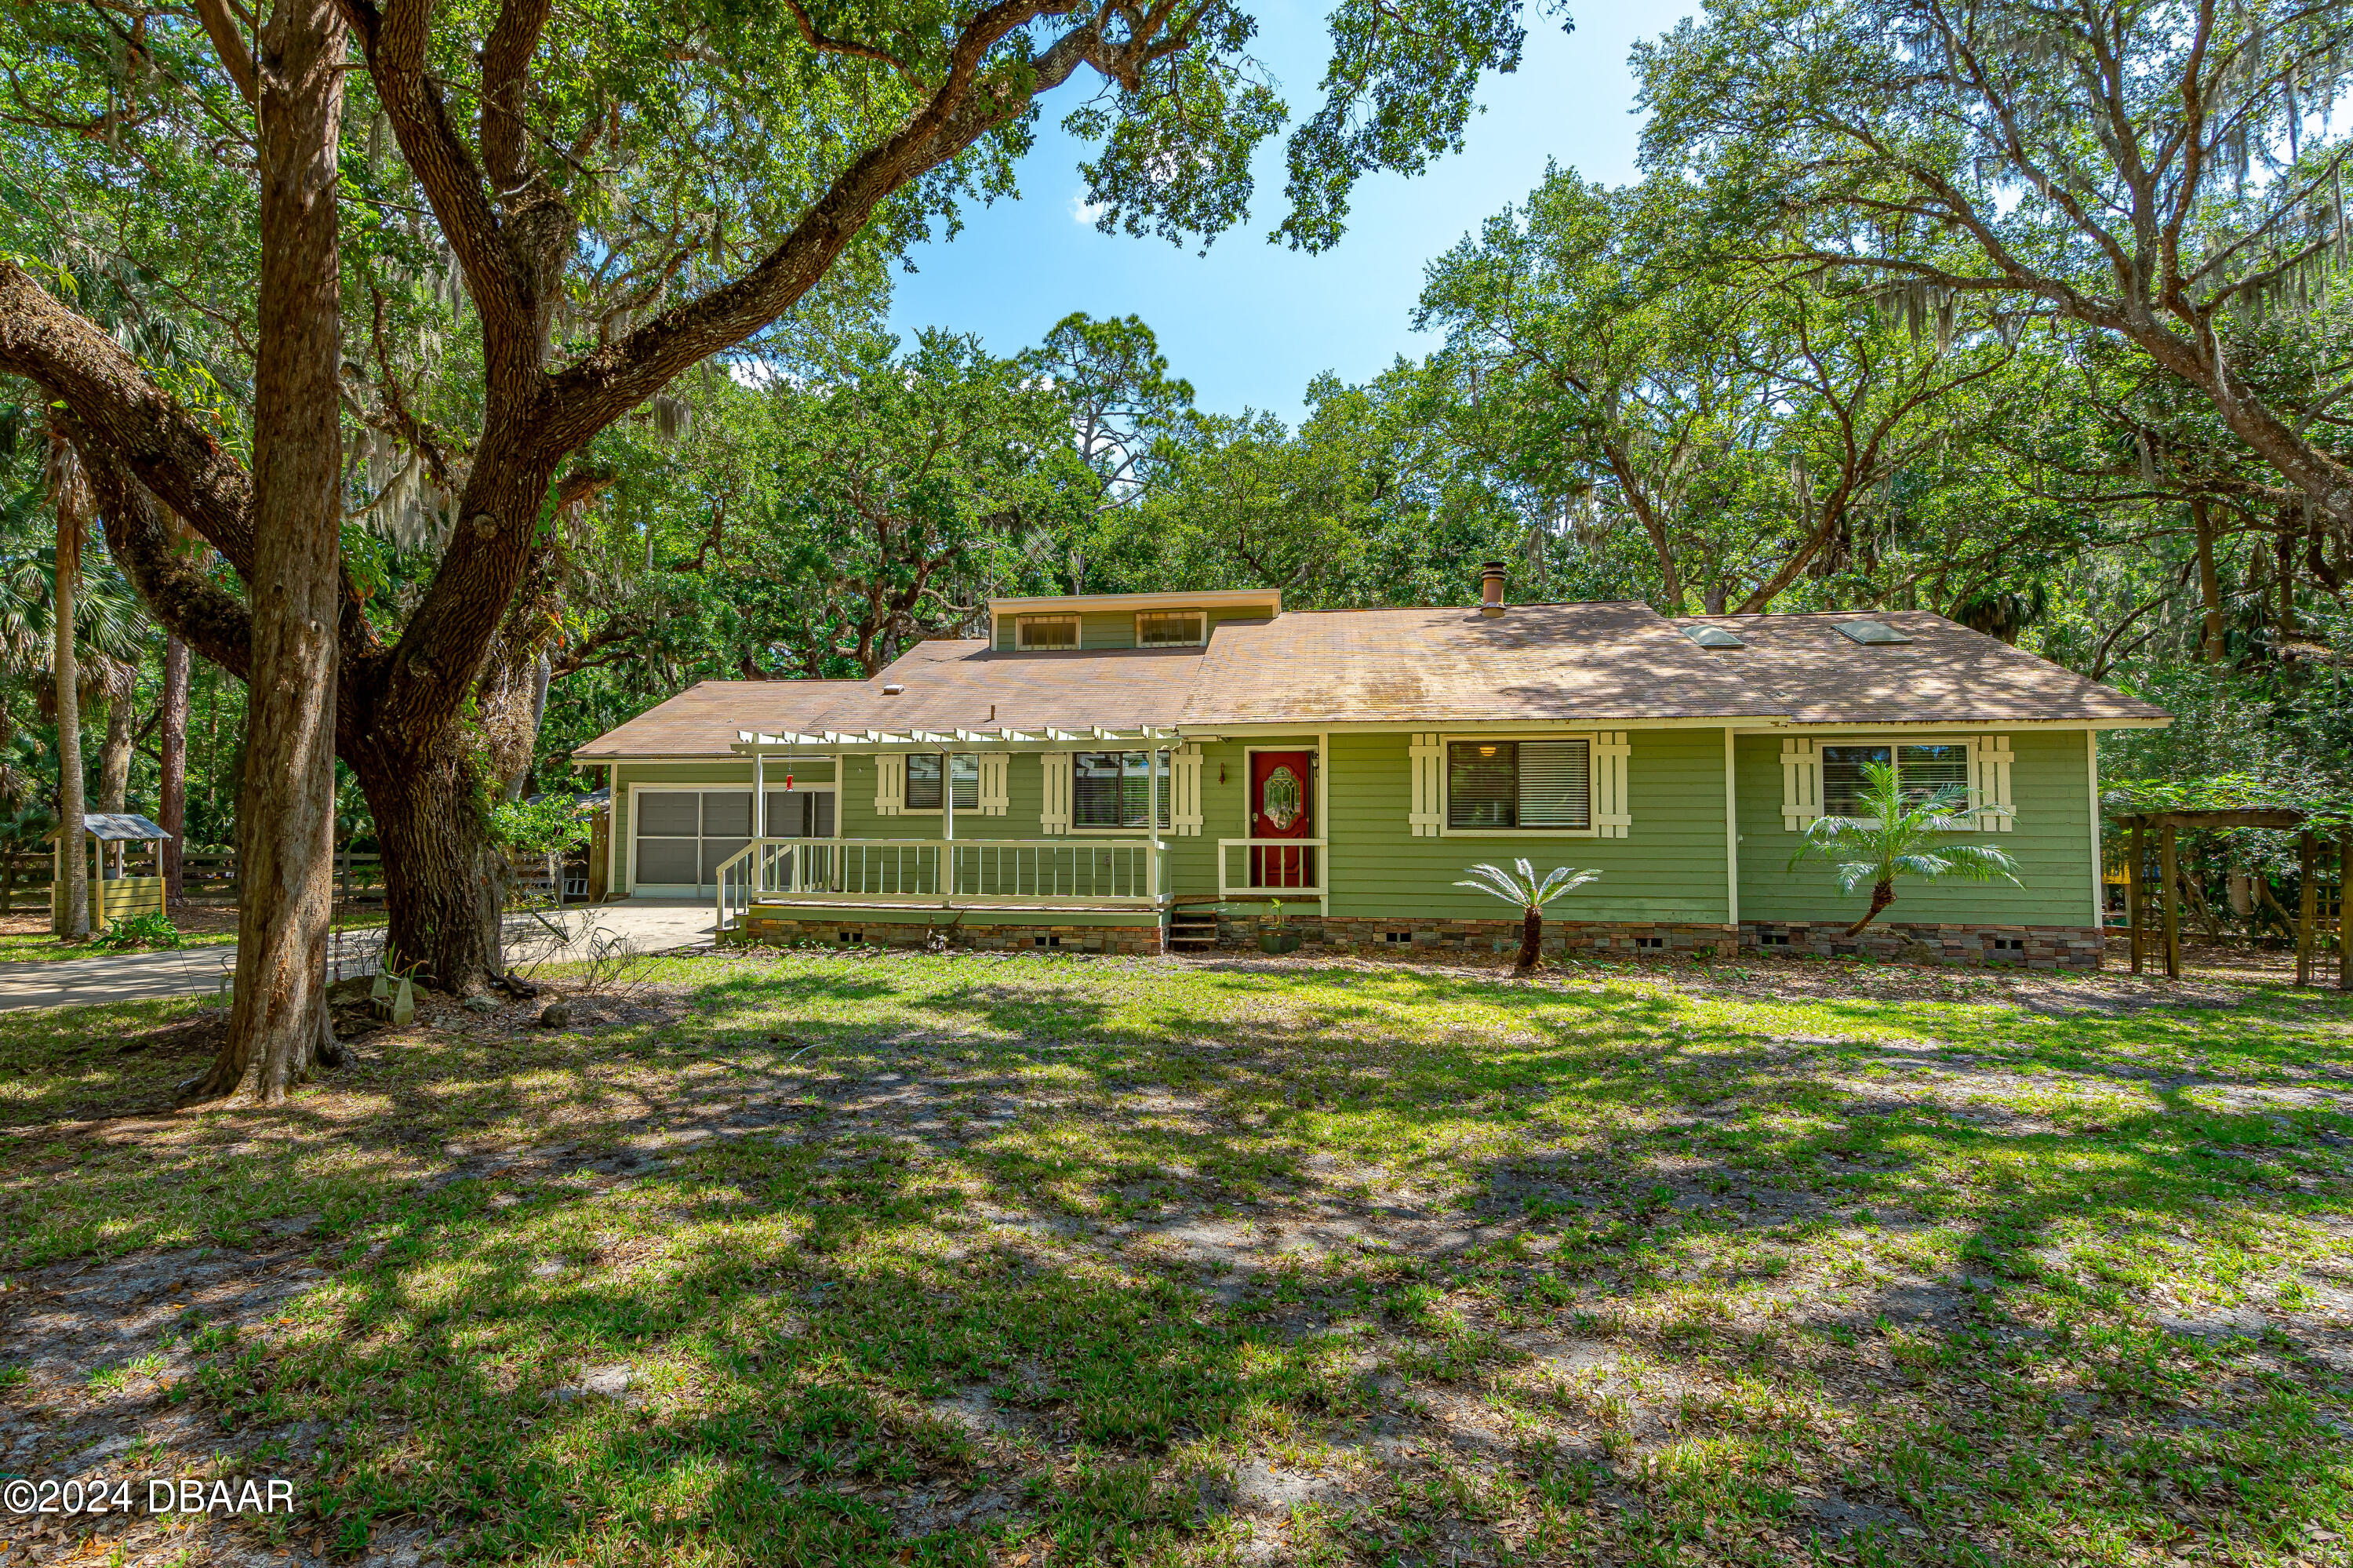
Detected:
left=718, top=837, right=1165, bottom=930
left=1216, top=838, right=1327, bottom=900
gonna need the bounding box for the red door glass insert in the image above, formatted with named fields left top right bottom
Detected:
left=1249, top=751, right=1315, bottom=888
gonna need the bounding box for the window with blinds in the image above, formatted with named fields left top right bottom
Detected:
left=1016, top=614, right=1079, bottom=649
left=1897, top=744, right=1969, bottom=809
left=1822, top=742, right=1971, bottom=815
left=1820, top=744, right=1890, bottom=815
left=1446, top=740, right=1591, bottom=829
left=905, top=752, right=942, bottom=810
left=1136, top=610, right=1206, bottom=646
left=1073, top=751, right=1173, bottom=828
left=904, top=754, right=978, bottom=811
left=1518, top=740, right=1591, bottom=828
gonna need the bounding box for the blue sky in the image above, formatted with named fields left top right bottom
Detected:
left=883, top=0, right=1700, bottom=417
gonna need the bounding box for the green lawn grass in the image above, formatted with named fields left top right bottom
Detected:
left=2, top=951, right=2349, bottom=1566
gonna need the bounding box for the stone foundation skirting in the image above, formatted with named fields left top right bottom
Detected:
left=1206, top=913, right=2104, bottom=969
left=733, top=915, right=1164, bottom=956
left=1739, top=921, right=2104, bottom=969
left=1220, top=914, right=1740, bottom=958
left=730, top=911, right=2102, bottom=969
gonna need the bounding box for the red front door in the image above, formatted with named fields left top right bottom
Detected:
left=1249, top=751, right=1315, bottom=889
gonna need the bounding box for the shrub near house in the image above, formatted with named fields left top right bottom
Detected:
left=573, top=567, right=2166, bottom=967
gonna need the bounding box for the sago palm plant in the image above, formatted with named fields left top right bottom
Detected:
left=1456, top=859, right=1602, bottom=973
left=1790, top=762, right=2020, bottom=936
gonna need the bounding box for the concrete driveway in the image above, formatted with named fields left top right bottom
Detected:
left=0, top=899, right=719, bottom=1013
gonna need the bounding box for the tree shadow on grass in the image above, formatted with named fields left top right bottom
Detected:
left=9, top=955, right=2351, bottom=1564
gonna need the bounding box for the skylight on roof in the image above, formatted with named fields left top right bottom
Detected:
left=1683, top=625, right=1746, bottom=649
left=1835, top=620, right=1913, bottom=645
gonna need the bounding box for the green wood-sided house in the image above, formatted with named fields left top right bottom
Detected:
left=573, top=567, right=2168, bottom=966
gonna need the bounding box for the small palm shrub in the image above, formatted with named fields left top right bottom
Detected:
left=1789, top=761, right=2020, bottom=935
left=1457, top=860, right=1602, bottom=972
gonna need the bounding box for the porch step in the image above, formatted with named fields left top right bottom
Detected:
left=1167, top=912, right=1220, bottom=953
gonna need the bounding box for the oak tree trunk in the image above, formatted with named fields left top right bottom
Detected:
left=54, top=522, right=85, bottom=939
left=2191, top=497, right=2224, bottom=663
left=357, top=741, right=505, bottom=993
left=193, top=0, right=348, bottom=1103
left=160, top=635, right=189, bottom=901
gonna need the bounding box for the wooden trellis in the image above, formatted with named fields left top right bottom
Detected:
left=2115, top=807, right=2350, bottom=987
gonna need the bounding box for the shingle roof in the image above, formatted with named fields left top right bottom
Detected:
left=1668, top=611, right=2169, bottom=724
left=569, top=642, right=1207, bottom=757
left=1179, top=602, right=1787, bottom=726
left=571, top=602, right=2168, bottom=759
left=570, top=680, right=868, bottom=759
left=808, top=639, right=1206, bottom=734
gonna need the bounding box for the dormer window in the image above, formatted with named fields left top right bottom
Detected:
left=1136, top=609, right=1206, bottom=646
left=1016, top=614, right=1080, bottom=650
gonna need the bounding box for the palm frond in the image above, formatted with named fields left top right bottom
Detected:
left=1457, top=860, right=1602, bottom=911
left=1791, top=761, right=2022, bottom=920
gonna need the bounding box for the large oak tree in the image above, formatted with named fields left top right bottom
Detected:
left=0, top=0, right=1544, bottom=1058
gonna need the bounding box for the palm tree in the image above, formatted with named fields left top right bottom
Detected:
left=1789, top=762, right=2021, bottom=936
left=1457, top=860, right=1604, bottom=972
left=46, top=428, right=88, bottom=937
left=0, top=418, right=148, bottom=922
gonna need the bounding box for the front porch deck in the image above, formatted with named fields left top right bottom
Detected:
left=716, top=836, right=1173, bottom=938
left=713, top=836, right=1334, bottom=948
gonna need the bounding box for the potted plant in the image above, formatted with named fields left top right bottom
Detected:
left=1257, top=898, right=1302, bottom=954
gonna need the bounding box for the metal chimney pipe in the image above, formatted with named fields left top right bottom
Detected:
left=1478, top=561, right=1507, bottom=618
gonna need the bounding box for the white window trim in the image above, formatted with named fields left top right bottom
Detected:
left=1437, top=731, right=1610, bottom=839
left=893, top=751, right=984, bottom=817
left=1013, top=613, right=1082, bottom=651
left=1134, top=609, right=1207, bottom=647
left=1809, top=735, right=1990, bottom=832
left=1069, top=748, right=1173, bottom=835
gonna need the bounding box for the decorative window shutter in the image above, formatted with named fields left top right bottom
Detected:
left=979, top=753, right=1009, bottom=817
left=1040, top=752, right=1073, bottom=834
left=1408, top=733, right=1443, bottom=837
left=1594, top=731, right=1633, bottom=838
left=1975, top=734, right=2016, bottom=831
left=1780, top=738, right=1820, bottom=832
left=1171, top=745, right=1204, bottom=835
left=875, top=754, right=904, bottom=817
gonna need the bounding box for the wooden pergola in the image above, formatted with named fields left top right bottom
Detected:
left=2115, top=807, right=2349, bottom=986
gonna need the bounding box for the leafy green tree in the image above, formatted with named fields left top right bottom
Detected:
left=751, top=329, right=1089, bottom=674
left=1787, top=762, right=2020, bottom=934
left=0, top=0, right=1545, bottom=1002
left=1418, top=166, right=2032, bottom=613
left=1636, top=0, right=2353, bottom=536
left=1027, top=314, right=1195, bottom=592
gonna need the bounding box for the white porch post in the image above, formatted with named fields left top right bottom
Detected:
left=1148, top=744, right=1162, bottom=901
left=753, top=748, right=766, bottom=897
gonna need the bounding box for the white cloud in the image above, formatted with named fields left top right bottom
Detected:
left=1069, top=192, right=1107, bottom=225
